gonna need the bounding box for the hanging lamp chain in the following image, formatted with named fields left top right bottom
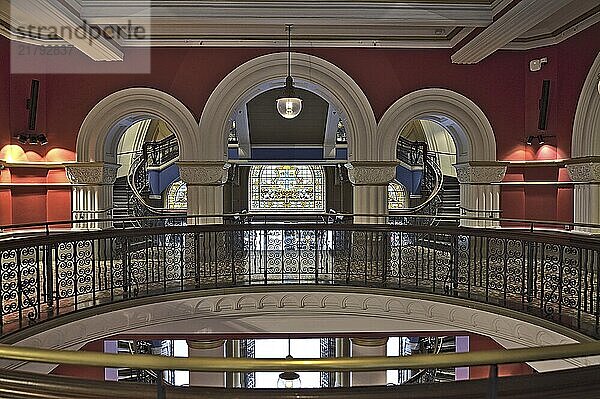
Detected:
left=287, top=24, right=292, bottom=78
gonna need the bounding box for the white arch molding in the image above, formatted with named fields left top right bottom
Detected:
left=76, top=87, right=199, bottom=163
left=2, top=289, right=594, bottom=375
left=569, top=51, right=600, bottom=230
left=197, top=52, right=377, bottom=162
left=377, top=88, right=503, bottom=227
left=377, top=88, right=496, bottom=163
left=71, top=88, right=200, bottom=225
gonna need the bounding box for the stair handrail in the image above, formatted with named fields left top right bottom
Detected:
left=127, top=152, right=186, bottom=217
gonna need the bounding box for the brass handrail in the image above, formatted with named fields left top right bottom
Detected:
left=1, top=342, right=599, bottom=372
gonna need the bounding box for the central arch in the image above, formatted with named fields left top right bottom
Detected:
left=197, top=52, right=377, bottom=162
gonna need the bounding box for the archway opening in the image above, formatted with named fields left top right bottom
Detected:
left=113, top=118, right=184, bottom=221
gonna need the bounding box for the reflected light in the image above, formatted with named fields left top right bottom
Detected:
left=0, top=145, right=28, bottom=162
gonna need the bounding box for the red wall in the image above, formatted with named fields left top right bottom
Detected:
left=468, top=334, right=535, bottom=379
left=51, top=340, right=105, bottom=381
left=1, top=22, right=599, bottom=224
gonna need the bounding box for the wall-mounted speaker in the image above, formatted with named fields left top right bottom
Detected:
left=538, top=80, right=550, bottom=131
left=27, top=79, right=40, bottom=131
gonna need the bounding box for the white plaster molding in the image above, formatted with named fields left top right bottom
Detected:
left=9, top=0, right=122, bottom=61
left=2, top=289, right=594, bottom=374
left=504, top=12, right=600, bottom=51
left=376, top=88, right=497, bottom=164
left=178, top=162, right=231, bottom=186
left=345, top=162, right=398, bottom=186
left=197, top=52, right=377, bottom=162
left=455, top=163, right=508, bottom=184
left=64, top=162, right=119, bottom=185
left=451, top=0, right=578, bottom=64
left=76, top=88, right=200, bottom=164
left=566, top=161, right=600, bottom=183
left=572, top=51, right=600, bottom=159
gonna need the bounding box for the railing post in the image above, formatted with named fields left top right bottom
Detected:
left=155, top=370, right=165, bottom=399
left=487, top=364, right=498, bottom=399
left=44, top=243, right=54, bottom=313
left=527, top=241, right=535, bottom=303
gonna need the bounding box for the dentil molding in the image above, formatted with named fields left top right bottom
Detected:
left=178, top=161, right=231, bottom=186
left=345, top=162, right=398, bottom=186
left=455, top=162, right=508, bottom=184
left=64, top=163, right=119, bottom=185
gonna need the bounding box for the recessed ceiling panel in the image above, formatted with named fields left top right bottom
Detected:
left=247, top=88, right=329, bottom=146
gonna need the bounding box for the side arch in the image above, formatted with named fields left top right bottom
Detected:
left=76, top=87, right=200, bottom=163
left=572, top=51, right=600, bottom=158
left=376, top=88, right=497, bottom=163
left=197, top=52, right=377, bottom=161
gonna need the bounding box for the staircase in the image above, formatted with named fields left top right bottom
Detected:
left=436, top=176, right=460, bottom=227
left=114, top=134, right=186, bottom=224
left=404, top=336, right=457, bottom=384
left=113, top=176, right=133, bottom=220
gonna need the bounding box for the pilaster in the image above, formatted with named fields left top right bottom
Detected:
left=454, top=162, right=508, bottom=228
left=345, top=162, right=397, bottom=224
left=187, top=339, right=226, bottom=387
left=64, top=162, right=119, bottom=229
left=566, top=157, right=600, bottom=233
left=350, top=337, right=388, bottom=386
left=178, top=161, right=230, bottom=224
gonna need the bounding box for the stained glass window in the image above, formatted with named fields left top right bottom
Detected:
left=388, top=180, right=408, bottom=210
left=166, top=180, right=187, bottom=209
left=250, top=165, right=325, bottom=212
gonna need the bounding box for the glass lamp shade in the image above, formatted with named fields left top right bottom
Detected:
left=276, top=97, right=303, bottom=119
left=277, top=371, right=301, bottom=388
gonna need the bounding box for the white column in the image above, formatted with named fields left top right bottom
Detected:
left=351, top=337, right=388, bottom=386
left=345, top=162, right=398, bottom=224
left=566, top=159, right=600, bottom=234
left=187, top=339, right=226, bottom=387
left=65, top=162, right=119, bottom=229
left=455, top=162, right=508, bottom=228
left=178, top=161, right=230, bottom=224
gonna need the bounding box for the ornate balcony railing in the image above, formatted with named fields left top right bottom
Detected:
left=1, top=218, right=600, bottom=339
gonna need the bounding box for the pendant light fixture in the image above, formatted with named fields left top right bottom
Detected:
left=276, top=25, right=302, bottom=119
left=277, top=338, right=301, bottom=388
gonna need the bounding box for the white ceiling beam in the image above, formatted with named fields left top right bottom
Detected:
left=451, top=0, right=578, bottom=64
left=81, top=1, right=493, bottom=27
left=9, top=0, right=123, bottom=61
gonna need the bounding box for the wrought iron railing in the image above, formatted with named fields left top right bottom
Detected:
left=144, top=134, right=179, bottom=168
left=1, top=222, right=599, bottom=339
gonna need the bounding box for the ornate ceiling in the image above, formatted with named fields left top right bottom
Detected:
left=0, top=0, right=599, bottom=62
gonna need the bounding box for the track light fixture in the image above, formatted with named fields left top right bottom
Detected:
left=15, top=133, right=48, bottom=146
left=526, top=134, right=554, bottom=146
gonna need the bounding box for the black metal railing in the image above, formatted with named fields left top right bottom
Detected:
left=144, top=134, right=179, bottom=168
left=396, top=136, right=427, bottom=167
left=1, top=222, right=600, bottom=339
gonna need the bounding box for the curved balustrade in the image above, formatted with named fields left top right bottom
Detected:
left=1, top=220, right=600, bottom=339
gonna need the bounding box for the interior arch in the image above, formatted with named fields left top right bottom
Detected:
left=197, top=52, right=377, bottom=162
left=377, top=88, right=497, bottom=163
left=76, top=88, right=200, bottom=163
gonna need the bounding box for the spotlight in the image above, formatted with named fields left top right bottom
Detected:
left=14, top=133, right=48, bottom=146
left=37, top=134, right=48, bottom=146
left=16, top=134, right=28, bottom=144
left=526, top=136, right=534, bottom=145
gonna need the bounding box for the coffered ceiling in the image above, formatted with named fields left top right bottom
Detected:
left=0, top=0, right=598, bottom=63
